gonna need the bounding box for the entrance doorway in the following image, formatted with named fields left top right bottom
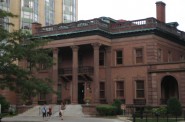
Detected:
left=78, top=83, right=84, bottom=104
left=161, top=75, right=179, bottom=103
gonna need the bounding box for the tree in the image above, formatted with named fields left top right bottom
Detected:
left=0, top=10, right=53, bottom=104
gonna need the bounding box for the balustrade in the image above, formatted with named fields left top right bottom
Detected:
left=34, top=17, right=185, bottom=40
left=59, top=66, right=93, bottom=75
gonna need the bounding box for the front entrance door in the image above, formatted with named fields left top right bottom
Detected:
left=78, top=83, right=84, bottom=104
left=161, top=75, right=179, bottom=103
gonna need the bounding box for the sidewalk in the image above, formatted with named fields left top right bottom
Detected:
left=117, top=115, right=132, bottom=122
left=2, top=115, right=129, bottom=122
left=2, top=116, right=85, bottom=122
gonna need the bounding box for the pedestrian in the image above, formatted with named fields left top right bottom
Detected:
left=59, top=101, right=66, bottom=120
left=41, top=104, right=47, bottom=120
left=47, top=105, right=52, bottom=117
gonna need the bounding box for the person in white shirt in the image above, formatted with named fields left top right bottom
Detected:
left=59, top=101, right=66, bottom=120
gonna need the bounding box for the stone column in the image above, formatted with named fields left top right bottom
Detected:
left=105, top=47, right=112, bottom=103
left=52, top=48, right=58, bottom=104
left=92, top=43, right=101, bottom=103
left=71, top=46, right=79, bottom=104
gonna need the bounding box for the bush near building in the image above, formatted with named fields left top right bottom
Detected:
left=96, top=105, right=117, bottom=116
left=167, top=98, right=182, bottom=116
left=0, top=95, right=10, bottom=113
left=96, top=99, right=123, bottom=116
left=112, top=99, right=123, bottom=115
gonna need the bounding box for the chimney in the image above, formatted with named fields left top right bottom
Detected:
left=32, top=22, right=41, bottom=34
left=156, top=1, right=166, bottom=23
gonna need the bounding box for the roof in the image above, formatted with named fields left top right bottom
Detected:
left=33, top=17, right=185, bottom=45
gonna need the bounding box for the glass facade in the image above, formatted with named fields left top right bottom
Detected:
left=45, top=0, right=54, bottom=26
left=21, top=0, right=38, bottom=30
left=0, top=0, right=10, bottom=30
left=1, top=0, right=77, bottom=30
left=63, top=0, right=77, bottom=23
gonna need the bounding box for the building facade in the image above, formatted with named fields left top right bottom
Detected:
left=28, top=1, right=185, bottom=107
left=2, top=1, right=185, bottom=108
left=0, top=0, right=78, bottom=32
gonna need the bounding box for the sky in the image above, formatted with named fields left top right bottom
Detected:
left=78, top=0, right=185, bottom=31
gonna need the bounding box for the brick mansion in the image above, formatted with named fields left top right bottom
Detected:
left=1, top=1, right=185, bottom=108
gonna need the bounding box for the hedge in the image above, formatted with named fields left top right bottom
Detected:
left=96, top=105, right=117, bottom=116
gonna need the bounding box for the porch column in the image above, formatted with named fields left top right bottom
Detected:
left=71, top=46, right=79, bottom=104
left=52, top=47, right=58, bottom=104
left=105, top=47, right=112, bottom=103
left=92, top=43, right=101, bottom=103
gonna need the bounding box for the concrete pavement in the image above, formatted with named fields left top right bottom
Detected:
left=1, top=104, right=131, bottom=122
left=2, top=116, right=129, bottom=122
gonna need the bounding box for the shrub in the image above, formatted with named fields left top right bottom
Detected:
left=96, top=105, right=117, bottom=116
left=0, top=95, right=10, bottom=113
left=152, top=106, right=167, bottom=117
left=112, top=99, right=123, bottom=115
left=167, top=97, right=182, bottom=116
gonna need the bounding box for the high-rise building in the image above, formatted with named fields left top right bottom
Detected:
left=0, top=0, right=78, bottom=32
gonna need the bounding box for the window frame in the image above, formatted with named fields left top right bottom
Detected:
left=135, top=80, right=145, bottom=98
left=115, top=49, right=123, bottom=65
left=100, top=82, right=105, bottom=99
left=168, top=51, right=172, bottom=62
left=135, top=47, right=144, bottom=64
left=115, top=80, right=124, bottom=99
left=99, top=51, right=105, bottom=66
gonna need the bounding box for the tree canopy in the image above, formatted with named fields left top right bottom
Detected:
left=0, top=10, right=53, bottom=104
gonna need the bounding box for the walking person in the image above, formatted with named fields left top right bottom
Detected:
left=47, top=105, right=52, bottom=117
left=41, top=104, right=47, bottom=120
left=59, top=101, right=66, bottom=120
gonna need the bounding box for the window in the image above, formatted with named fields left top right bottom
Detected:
left=39, top=63, right=47, bottom=70
left=157, top=48, right=162, bottom=62
left=21, top=0, right=38, bottom=30
left=22, top=11, right=32, bottom=19
left=100, top=82, right=105, bottom=99
left=180, top=55, right=184, bottom=61
left=63, top=0, right=77, bottom=22
left=135, top=48, right=143, bottom=63
left=168, top=51, right=172, bottom=62
left=78, top=54, right=83, bottom=66
left=116, top=50, right=123, bottom=65
left=116, top=81, right=124, bottom=98
left=99, top=51, right=105, bottom=66
left=23, top=0, right=33, bottom=8
left=22, top=22, right=30, bottom=29
left=45, top=0, right=55, bottom=25
left=136, top=80, right=145, bottom=98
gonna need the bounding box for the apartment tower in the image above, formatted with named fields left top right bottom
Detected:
left=0, top=0, right=78, bottom=32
